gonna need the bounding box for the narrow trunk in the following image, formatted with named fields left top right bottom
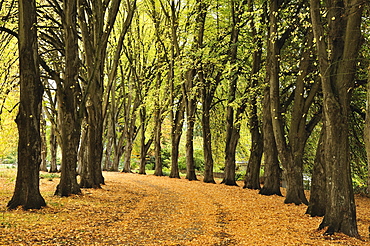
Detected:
left=49, top=122, right=58, bottom=173
left=139, top=108, right=151, bottom=174
left=40, top=112, right=48, bottom=172
left=306, top=128, right=326, bottom=217
left=169, top=100, right=184, bottom=179
left=154, top=117, right=163, bottom=176
left=103, top=120, right=114, bottom=171
left=202, top=92, right=215, bottom=184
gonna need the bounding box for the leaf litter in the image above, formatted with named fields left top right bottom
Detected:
left=0, top=171, right=369, bottom=245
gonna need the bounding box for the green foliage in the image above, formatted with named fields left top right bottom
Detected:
left=178, top=148, right=204, bottom=172
left=39, top=173, right=60, bottom=181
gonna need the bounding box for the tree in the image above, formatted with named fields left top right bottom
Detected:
left=310, top=0, right=364, bottom=237
left=54, top=0, right=82, bottom=196
left=306, top=128, right=326, bottom=217
left=222, top=0, right=245, bottom=186
left=7, top=0, right=46, bottom=209
left=181, top=0, right=208, bottom=181
left=78, top=0, right=122, bottom=188
left=243, top=0, right=264, bottom=190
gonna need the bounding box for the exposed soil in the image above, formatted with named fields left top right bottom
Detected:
left=0, top=171, right=369, bottom=245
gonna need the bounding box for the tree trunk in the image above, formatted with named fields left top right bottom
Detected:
left=40, top=112, right=48, bottom=172
left=78, top=0, right=121, bottom=188
left=49, top=122, right=58, bottom=173
left=243, top=5, right=263, bottom=189
left=54, top=0, right=82, bottom=197
left=259, top=87, right=282, bottom=196
left=139, top=108, right=152, bottom=175
left=169, top=99, right=184, bottom=179
left=306, top=128, right=326, bottom=217
left=8, top=0, right=46, bottom=209
left=103, top=117, right=114, bottom=171
left=366, top=66, right=370, bottom=196
left=202, top=92, right=215, bottom=183
left=243, top=112, right=263, bottom=189
left=222, top=106, right=240, bottom=186
left=185, top=101, right=197, bottom=181
left=222, top=0, right=243, bottom=187
left=154, top=110, right=163, bottom=176
left=310, top=0, right=362, bottom=237
left=364, top=66, right=370, bottom=196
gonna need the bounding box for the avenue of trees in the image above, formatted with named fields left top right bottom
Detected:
left=0, top=0, right=369, bottom=238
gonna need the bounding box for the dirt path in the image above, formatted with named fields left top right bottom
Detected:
left=1, top=172, right=369, bottom=245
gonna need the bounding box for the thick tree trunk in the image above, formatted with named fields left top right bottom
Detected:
left=80, top=93, right=104, bottom=188
left=366, top=67, right=370, bottom=196
left=310, top=0, right=362, bottom=237
left=259, top=88, right=282, bottom=196
left=8, top=0, right=46, bottom=209
left=306, top=128, right=326, bottom=217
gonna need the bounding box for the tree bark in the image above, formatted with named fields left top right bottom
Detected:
left=259, top=87, right=282, bottom=196
left=222, top=0, right=243, bottom=186
left=202, top=91, right=215, bottom=184
left=366, top=66, right=370, bottom=196
left=8, top=0, right=46, bottom=209
left=139, top=107, right=152, bottom=175
left=78, top=0, right=122, bottom=188
left=244, top=3, right=263, bottom=189
left=310, top=0, right=363, bottom=237
left=54, top=0, right=82, bottom=197
left=49, top=121, right=58, bottom=173
left=40, top=112, right=48, bottom=172
left=306, top=128, right=326, bottom=217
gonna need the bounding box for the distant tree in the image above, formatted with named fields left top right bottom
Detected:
left=7, top=0, right=46, bottom=209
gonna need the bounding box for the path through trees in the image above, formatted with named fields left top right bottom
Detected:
left=1, top=172, right=369, bottom=245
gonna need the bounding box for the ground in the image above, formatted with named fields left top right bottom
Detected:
left=0, top=169, right=369, bottom=245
